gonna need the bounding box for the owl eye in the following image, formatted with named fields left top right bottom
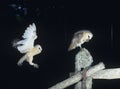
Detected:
left=38, top=46, right=42, bottom=51
left=88, top=35, right=90, bottom=39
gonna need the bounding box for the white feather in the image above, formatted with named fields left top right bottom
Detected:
left=16, top=23, right=37, bottom=53
left=22, top=23, right=36, bottom=39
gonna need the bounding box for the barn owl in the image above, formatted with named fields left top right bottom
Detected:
left=13, top=23, right=42, bottom=68
left=68, top=30, right=93, bottom=51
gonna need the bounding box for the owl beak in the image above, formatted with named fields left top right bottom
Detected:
left=87, top=37, right=93, bottom=42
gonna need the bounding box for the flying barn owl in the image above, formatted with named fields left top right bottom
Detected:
left=13, top=23, right=42, bottom=68
left=68, top=30, right=93, bottom=51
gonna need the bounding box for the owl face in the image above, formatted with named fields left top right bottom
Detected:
left=35, top=45, right=42, bottom=54
left=84, top=32, right=93, bottom=42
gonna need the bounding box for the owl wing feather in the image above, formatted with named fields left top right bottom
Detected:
left=16, top=23, right=37, bottom=53
left=68, top=31, right=83, bottom=51
left=22, top=23, right=36, bottom=39
left=68, top=38, right=77, bottom=51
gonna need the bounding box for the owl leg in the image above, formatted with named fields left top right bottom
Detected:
left=17, top=54, right=27, bottom=66
left=28, top=56, right=39, bottom=68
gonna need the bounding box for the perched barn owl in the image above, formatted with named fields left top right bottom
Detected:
left=68, top=30, right=93, bottom=51
left=13, top=23, right=42, bottom=68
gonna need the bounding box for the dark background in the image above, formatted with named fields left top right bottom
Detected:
left=0, top=0, right=120, bottom=89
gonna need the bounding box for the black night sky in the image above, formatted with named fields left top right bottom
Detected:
left=0, top=0, right=120, bottom=89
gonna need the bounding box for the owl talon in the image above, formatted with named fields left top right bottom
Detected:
left=33, top=64, right=39, bottom=68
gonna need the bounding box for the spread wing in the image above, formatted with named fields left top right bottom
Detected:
left=15, top=23, right=37, bottom=53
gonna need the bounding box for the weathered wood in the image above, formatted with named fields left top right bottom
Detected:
left=48, top=62, right=105, bottom=89
left=49, top=73, right=82, bottom=89
left=92, top=68, right=120, bottom=79
left=87, top=62, right=105, bottom=77
left=75, top=48, right=93, bottom=89
left=86, top=77, right=92, bottom=89
left=75, top=48, right=93, bottom=72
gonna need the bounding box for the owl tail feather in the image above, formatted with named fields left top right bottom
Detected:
left=12, top=39, right=21, bottom=48
left=68, top=42, right=76, bottom=51
left=17, top=54, right=27, bottom=66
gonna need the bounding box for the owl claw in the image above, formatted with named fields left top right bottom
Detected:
left=33, top=64, right=39, bottom=68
